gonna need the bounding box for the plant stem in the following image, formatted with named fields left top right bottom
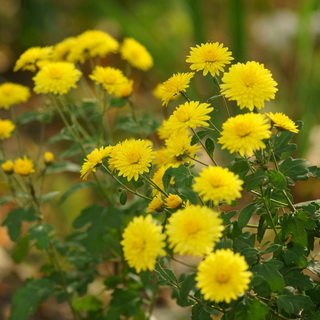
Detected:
left=143, top=174, right=169, bottom=197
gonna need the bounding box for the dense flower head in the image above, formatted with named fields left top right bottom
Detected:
left=120, top=38, right=153, bottom=71
left=52, top=37, right=77, bottom=61
left=220, top=61, right=278, bottom=111
left=44, top=151, right=55, bottom=164
left=146, top=195, right=164, bottom=213
left=0, top=119, right=15, bottom=140
left=109, top=139, right=154, bottom=181
left=0, top=83, right=31, bottom=109
left=113, top=79, right=134, bottom=98
left=1, top=160, right=14, bottom=174
left=121, top=215, right=166, bottom=272
left=193, top=166, right=243, bottom=205
left=165, top=194, right=183, bottom=209
left=166, top=101, right=213, bottom=133
left=80, top=146, right=112, bottom=180
left=186, top=42, right=233, bottom=76
left=160, top=72, right=194, bottom=106
left=153, top=83, right=178, bottom=101
left=196, top=249, right=252, bottom=303
left=13, top=156, right=35, bottom=176
left=14, top=46, right=53, bottom=72
left=68, top=30, right=119, bottom=63
left=267, top=112, right=299, bottom=133
left=166, top=205, right=224, bottom=256
left=218, top=113, right=272, bottom=157
left=33, top=62, right=81, bottom=95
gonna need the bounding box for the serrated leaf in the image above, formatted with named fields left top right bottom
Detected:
left=283, top=243, right=308, bottom=268
left=29, top=224, right=53, bottom=250
left=243, top=168, right=267, bottom=191
left=238, top=203, right=257, bottom=229
left=229, top=158, right=250, bottom=179
left=191, top=130, right=210, bottom=145
left=276, top=294, right=314, bottom=314
left=284, top=269, right=313, bottom=291
left=261, top=243, right=282, bottom=254
left=192, top=304, right=212, bottom=320
left=12, top=235, right=30, bottom=263
left=179, top=273, right=196, bottom=303
left=279, top=158, right=310, bottom=181
left=267, top=170, right=287, bottom=189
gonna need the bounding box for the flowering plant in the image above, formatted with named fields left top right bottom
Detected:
left=1, top=31, right=320, bottom=320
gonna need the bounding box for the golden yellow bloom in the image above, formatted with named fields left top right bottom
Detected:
left=157, top=119, right=179, bottom=140
left=120, top=38, right=153, bottom=71
left=110, top=139, right=154, bottom=181
left=44, top=151, right=54, bottom=164
left=218, top=113, right=271, bottom=157
left=68, top=30, right=119, bottom=63
left=166, top=205, right=224, bottom=256
left=13, top=156, right=35, bottom=176
left=1, top=160, right=14, bottom=174
left=267, top=112, right=299, bottom=133
left=146, top=195, right=164, bottom=213
left=52, top=37, right=77, bottom=61
left=220, top=61, right=278, bottom=111
left=196, top=249, right=252, bottom=303
left=151, top=165, right=174, bottom=196
left=0, top=83, right=31, bottom=109
left=121, top=215, right=166, bottom=272
left=160, top=72, right=194, bottom=106
left=14, top=46, right=52, bottom=72
left=193, top=166, right=243, bottom=205
left=153, top=83, right=178, bottom=101
left=186, top=42, right=233, bottom=76
left=80, top=146, right=112, bottom=180
left=33, top=62, right=81, bottom=95
left=166, top=101, right=213, bottom=133
left=165, top=194, right=182, bottom=209
left=114, top=79, right=134, bottom=98
left=0, top=119, right=15, bottom=140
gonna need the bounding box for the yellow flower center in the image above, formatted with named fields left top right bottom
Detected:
left=216, top=271, right=230, bottom=284
left=175, top=109, right=190, bottom=122
left=127, top=152, right=141, bottom=164
left=48, top=67, right=63, bottom=79
left=234, top=122, right=252, bottom=137
left=184, top=222, right=200, bottom=236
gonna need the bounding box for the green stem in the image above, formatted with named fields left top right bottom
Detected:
left=170, top=255, right=197, bottom=269
left=250, top=190, right=288, bottom=207
left=143, top=174, right=169, bottom=197
left=10, top=106, right=22, bottom=156
left=214, top=76, right=231, bottom=118
left=186, top=153, right=208, bottom=166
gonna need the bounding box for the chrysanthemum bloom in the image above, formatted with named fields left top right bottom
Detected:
left=218, top=113, right=271, bottom=157
left=13, top=156, right=35, bottom=176
left=44, top=152, right=54, bottom=165
left=220, top=61, right=278, bottom=111
left=166, top=101, right=213, bottom=133
left=80, top=146, right=112, bottom=180
left=120, top=38, right=153, bottom=71
left=157, top=119, right=180, bottom=140
left=267, top=112, right=299, bottom=133
left=151, top=165, right=176, bottom=196
left=114, top=79, right=134, bottom=98
left=186, top=42, right=233, bottom=76
left=0, top=83, right=31, bottom=109
left=153, top=83, right=178, bottom=101
left=166, top=205, right=224, bottom=256
left=165, top=194, right=183, bottom=209
left=90, top=66, right=128, bottom=95
left=196, top=249, right=252, bottom=303
left=110, top=139, right=155, bottom=181
left=52, top=37, right=77, bottom=61
left=0, top=119, right=15, bottom=140
left=14, top=46, right=52, bottom=72
left=146, top=195, right=164, bottom=213
left=193, top=166, right=243, bottom=205
left=160, top=72, right=194, bottom=106
left=33, top=62, right=82, bottom=95
left=1, top=160, right=14, bottom=174
left=68, top=30, right=119, bottom=64
left=121, top=215, right=166, bottom=272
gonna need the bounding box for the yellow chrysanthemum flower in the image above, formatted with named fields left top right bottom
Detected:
left=151, top=165, right=176, bottom=196
left=13, top=156, right=35, bottom=176
left=44, top=151, right=54, bottom=165
left=1, top=160, right=14, bottom=174
left=52, top=37, right=77, bottom=61
left=120, top=38, right=153, bottom=71
left=80, top=146, right=112, bottom=180
left=153, top=83, right=178, bottom=101
left=196, top=249, right=252, bottom=303
left=146, top=195, right=164, bottom=213
left=110, top=139, right=154, bottom=181
left=14, top=46, right=52, bottom=72
left=121, top=215, right=166, bottom=272
left=166, top=205, right=224, bottom=256
left=160, top=72, right=195, bottom=106
left=68, top=30, right=119, bottom=63
left=186, top=42, right=233, bottom=76
left=218, top=113, right=272, bottom=157
left=33, top=62, right=82, bottom=95
left=0, top=119, right=15, bottom=140
left=166, top=101, right=213, bottom=133
left=267, top=112, right=299, bottom=133
left=0, top=83, right=31, bottom=109
left=114, top=79, right=134, bottom=98
left=193, top=166, right=243, bottom=205
left=165, top=194, right=183, bottom=209
left=220, top=61, right=278, bottom=111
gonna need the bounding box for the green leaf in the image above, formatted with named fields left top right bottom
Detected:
left=192, top=304, right=212, bottom=320
left=283, top=243, right=308, bottom=268
left=48, top=127, right=73, bottom=144
left=178, top=273, right=196, bottom=305
left=163, top=165, right=193, bottom=189
left=276, top=294, right=314, bottom=314
left=243, top=168, right=267, bottom=191
left=2, top=207, right=37, bottom=242
left=238, top=203, right=257, bottom=229
left=29, top=224, right=53, bottom=250
left=272, top=126, right=299, bottom=156
left=46, top=161, right=81, bottom=174
left=267, top=170, right=287, bottom=189
left=59, top=181, right=95, bottom=204
left=279, top=158, right=310, bottom=182
left=284, top=269, right=313, bottom=291
left=119, top=191, right=127, bottom=205
left=12, top=235, right=30, bottom=263
left=246, top=299, right=269, bottom=320
left=229, top=158, right=250, bottom=180
left=10, top=278, right=54, bottom=320
left=261, top=243, right=282, bottom=255
left=191, top=130, right=210, bottom=145
left=40, top=191, right=60, bottom=203
left=72, top=295, right=102, bottom=312
left=205, top=137, right=215, bottom=155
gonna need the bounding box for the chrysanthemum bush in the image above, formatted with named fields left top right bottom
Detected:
left=1, top=30, right=320, bottom=320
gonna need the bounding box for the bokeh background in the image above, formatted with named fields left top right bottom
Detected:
left=1, top=0, right=320, bottom=319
